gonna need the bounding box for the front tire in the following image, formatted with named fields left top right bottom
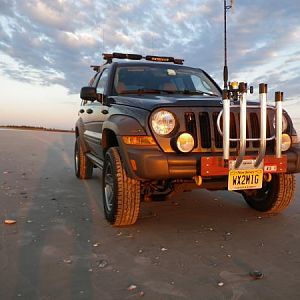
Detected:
left=74, top=137, right=93, bottom=179
left=102, top=147, right=141, bottom=226
left=242, top=173, right=296, bottom=213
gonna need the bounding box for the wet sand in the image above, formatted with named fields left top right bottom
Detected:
left=1, top=130, right=300, bottom=300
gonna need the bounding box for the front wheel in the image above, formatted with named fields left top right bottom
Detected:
left=242, top=173, right=296, bottom=213
left=102, top=147, right=141, bottom=226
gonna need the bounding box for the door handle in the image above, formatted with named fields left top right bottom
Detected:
left=79, top=109, right=84, bottom=113
left=86, top=109, right=93, bottom=114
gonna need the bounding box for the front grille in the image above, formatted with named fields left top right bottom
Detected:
left=184, top=108, right=274, bottom=153
left=184, top=112, right=198, bottom=148
left=199, top=112, right=211, bottom=148
left=250, top=113, right=259, bottom=147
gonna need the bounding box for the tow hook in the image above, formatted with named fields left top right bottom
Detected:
left=264, top=173, right=272, bottom=182
left=193, top=176, right=203, bottom=186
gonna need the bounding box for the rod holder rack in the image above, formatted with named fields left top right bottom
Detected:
left=219, top=83, right=283, bottom=169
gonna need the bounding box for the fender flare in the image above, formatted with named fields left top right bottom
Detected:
left=102, top=115, right=147, bottom=179
left=102, top=115, right=147, bottom=136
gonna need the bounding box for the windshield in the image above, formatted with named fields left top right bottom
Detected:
left=113, top=65, right=221, bottom=97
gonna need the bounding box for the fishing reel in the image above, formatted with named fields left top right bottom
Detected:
left=226, top=81, right=254, bottom=101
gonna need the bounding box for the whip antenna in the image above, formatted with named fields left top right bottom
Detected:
left=223, top=0, right=233, bottom=89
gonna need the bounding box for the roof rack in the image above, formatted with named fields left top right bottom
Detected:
left=102, top=52, right=184, bottom=65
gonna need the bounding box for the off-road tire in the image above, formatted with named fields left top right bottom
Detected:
left=74, top=137, right=93, bottom=179
left=102, top=147, right=141, bottom=226
left=242, top=173, right=296, bottom=213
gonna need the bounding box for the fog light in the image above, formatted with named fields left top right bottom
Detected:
left=176, top=133, right=194, bottom=153
left=281, top=134, right=291, bottom=152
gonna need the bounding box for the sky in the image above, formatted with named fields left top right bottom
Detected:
left=0, top=0, right=299, bottom=130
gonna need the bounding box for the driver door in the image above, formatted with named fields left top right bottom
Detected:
left=82, top=68, right=110, bottom=159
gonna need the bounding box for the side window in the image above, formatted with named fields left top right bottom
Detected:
left=89, top=73, right=99, bottom=87
left=91, top=73, right=101, bottom=88
left=96, top=69, right=109, bottom=94
left=191, top=75, right=213, bottom=93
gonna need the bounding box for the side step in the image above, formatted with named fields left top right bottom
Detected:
left=86, top=153, right=104, bottom=169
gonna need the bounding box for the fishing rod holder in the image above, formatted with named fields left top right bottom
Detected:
left=217, top=82, right=283, bottom=169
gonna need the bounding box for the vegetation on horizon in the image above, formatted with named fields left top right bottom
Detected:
left=0, top=125, right=74, bottom=133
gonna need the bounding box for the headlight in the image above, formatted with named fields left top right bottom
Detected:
left=273, top=115, right=288, bottom=132
left=176, top=132, right=195, bottom=152
left=281, top=134, right=291, bottom=152
left=151, top=110, right=176, bottom=136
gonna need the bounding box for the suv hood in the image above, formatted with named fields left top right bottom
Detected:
left=112, top=94, right=223, bottom=110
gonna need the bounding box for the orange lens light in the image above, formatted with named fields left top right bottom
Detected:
left=231, top=81, right=239, bottom=89
left=145, top=56, right=174, bottom=63
left=122, top=136, right=156, bottom=145
left=130, top=159, right=137, bottom=171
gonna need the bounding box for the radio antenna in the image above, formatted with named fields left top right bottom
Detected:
left=223, top=0, right=233, bottom=90
left=102, top=28, right=105, bottom=53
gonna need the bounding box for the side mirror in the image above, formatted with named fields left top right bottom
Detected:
left=80, top=86, right=97, bottom=101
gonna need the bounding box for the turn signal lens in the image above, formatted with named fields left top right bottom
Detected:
left=122, top=136, right=156, bottom=145
left=176, top=133, right=194, bottom=153
left=281, top=134, right=291, bottom=152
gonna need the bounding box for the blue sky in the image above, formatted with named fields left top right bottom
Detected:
left=0, top=0, right=299, bottom=130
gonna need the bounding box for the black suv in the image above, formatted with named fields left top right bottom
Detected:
left=75, top=53, right=300, bottom=226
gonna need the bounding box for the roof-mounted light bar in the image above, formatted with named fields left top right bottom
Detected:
left=145, top=55, right=174, bottom=63
left=102, top=52, right=184, bottom=65
left=90, top=65, right=101, bottom=72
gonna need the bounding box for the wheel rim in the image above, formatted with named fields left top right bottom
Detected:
left=75, top=142, right=79, bottom=173
left=104, top=161, right=114, bottom=212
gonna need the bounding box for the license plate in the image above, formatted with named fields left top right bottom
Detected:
left=228, top=169, right=263, bottom=191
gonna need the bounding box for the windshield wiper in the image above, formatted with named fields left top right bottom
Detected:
left=180, top=90, right=219, bottom=97
left=119, top=88, right=176, bottom=95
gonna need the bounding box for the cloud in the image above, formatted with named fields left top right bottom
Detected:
left=0, top=0, right=299, bottom=101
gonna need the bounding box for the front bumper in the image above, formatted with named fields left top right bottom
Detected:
left=121, top=143, right=300, bottom=180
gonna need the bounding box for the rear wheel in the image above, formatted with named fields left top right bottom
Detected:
left=102, top=147, right=141, bottom=226
left=74, top=137, right=93, bottom=179
left=242, top=173, right=295, bottom=213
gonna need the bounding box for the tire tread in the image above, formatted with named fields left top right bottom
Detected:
left=76, top=137, right=93, bottom=179
left=268, top=173, right=296, bottom=213
left=106, top=147, right=140, bottom=226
